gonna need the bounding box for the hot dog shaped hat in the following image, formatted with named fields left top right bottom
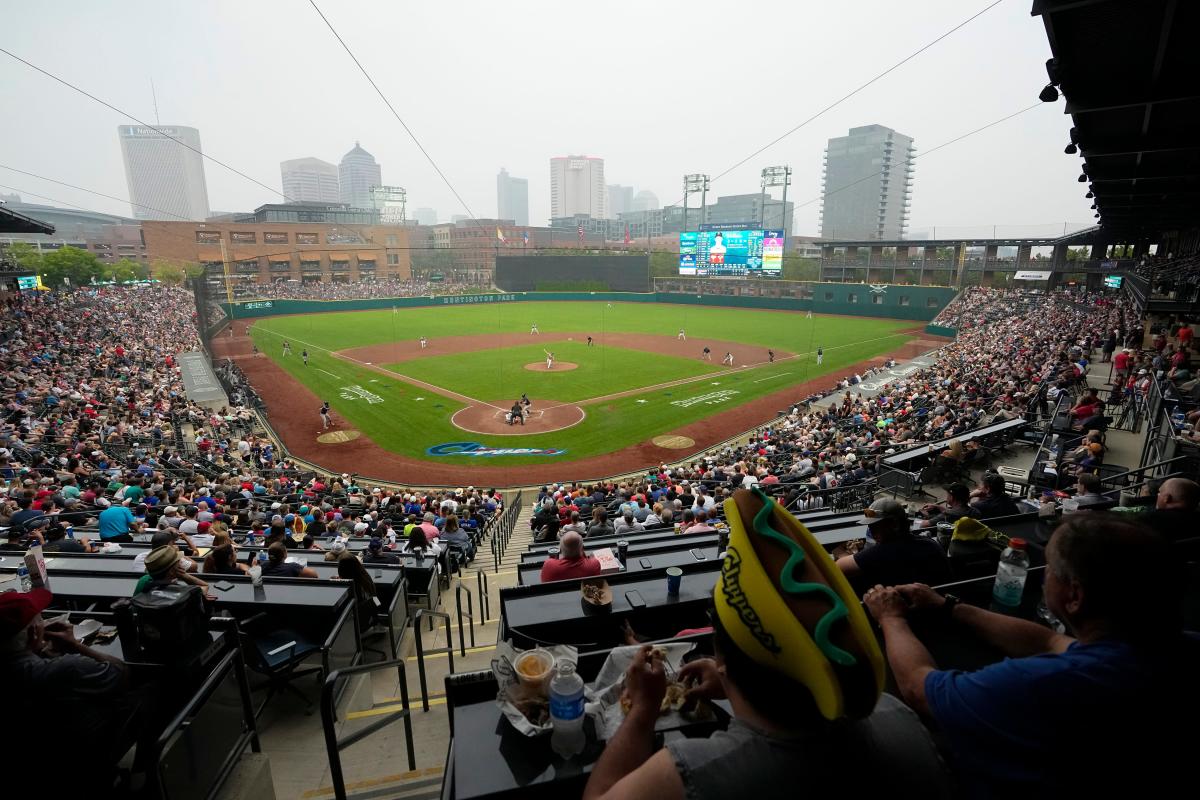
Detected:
left=715, top=487, right=885, bottom=720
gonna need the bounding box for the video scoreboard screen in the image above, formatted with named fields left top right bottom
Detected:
left=678, top=226, right=783, bottom=278
left=1103, top=275, right=1123, bottom=289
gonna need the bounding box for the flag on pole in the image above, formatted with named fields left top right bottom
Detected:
left=623, top=224, right=631, bottom=246
left=577, top=224, right=585, bottom=245
left=496, top=227, right=506, bottom=244
left=522, top=230, right=529, bottom=247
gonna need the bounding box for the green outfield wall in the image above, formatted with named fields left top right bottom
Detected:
left=221, top=284, right=956, bottom=323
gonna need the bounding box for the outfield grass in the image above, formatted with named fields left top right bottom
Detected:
left=249, top=302, right=915, bottom=465
left=386, top=341, right=722, bottom=403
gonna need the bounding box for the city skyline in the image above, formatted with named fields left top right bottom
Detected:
left=3, top=1, right=1091, bottom=236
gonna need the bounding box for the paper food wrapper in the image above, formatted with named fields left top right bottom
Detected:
left=491, top=641, right=580, bottom=737
left=587, top=642, right=704, bottom=740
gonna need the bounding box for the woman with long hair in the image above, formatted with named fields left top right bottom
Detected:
left=337, top=552, right=379, bottom=632
left=204, top=541, right=248, bottom=575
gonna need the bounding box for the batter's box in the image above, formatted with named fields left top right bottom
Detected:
left=494, top=407, right=544, bottom=423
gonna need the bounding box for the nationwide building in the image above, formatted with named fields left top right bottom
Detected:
left=280, top=157, right=340, bottom=204
left=550, top=156, right=607, bottom=219
left=338, top=142, right=382, bottom=209
left=142, top=218, right=412, bottom=288
left=496, top=168, right=529, bottom=226
left=820, top=124, right=914, bottom=240
left=117, top=124, right=211, bottom=221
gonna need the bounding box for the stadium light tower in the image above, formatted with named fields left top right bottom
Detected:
left=682, top=174, right=710, bottom=233
left=760, top=166, right=792, bottom=234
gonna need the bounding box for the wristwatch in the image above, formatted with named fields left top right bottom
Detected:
left=941, top=593, right=961, bottom=621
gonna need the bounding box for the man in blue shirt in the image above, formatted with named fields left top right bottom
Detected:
left=97, top=502, right=142, bottom=542
left=864, top=514, right=1198, bottom=797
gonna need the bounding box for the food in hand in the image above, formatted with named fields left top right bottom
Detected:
left=582, top=583, right=606, bottom=603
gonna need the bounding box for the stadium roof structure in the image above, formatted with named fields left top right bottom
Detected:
left=1034, top=0, right=1200, bottom=240
left=0, top=204, right=56, bottom=235
left=818, top=232, right=1097, bottom=249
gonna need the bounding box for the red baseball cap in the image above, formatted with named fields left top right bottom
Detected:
left=0, top=588, right=52, bottom=637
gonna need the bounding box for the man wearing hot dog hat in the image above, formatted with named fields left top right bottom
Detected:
left=584, top=488, right=948, bottom=800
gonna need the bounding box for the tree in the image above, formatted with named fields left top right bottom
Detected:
left=40, top=246, right=105, bottom=288
left=151, top=259, right=185, bottom=285
left=5, top=241, right=44, bottom=273
left=107, top=257, right=141, bottom=284
left=410, top=249, right=456, bottom=275
left=1065, top=247, right=1090, bottom=262
left=781, top=257, right=819, bottom=282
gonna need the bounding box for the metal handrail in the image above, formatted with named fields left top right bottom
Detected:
left=320, top=658, right=415, bottom=800
left=413, top=609, right=454, bottom=711
left=454, top=584, right=476, bottom=656
left=475, top=569, right=490, bottom=623
left=1099, top=455, right=1191, bottom=496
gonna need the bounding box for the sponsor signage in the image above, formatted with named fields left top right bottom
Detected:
left=438, top=294, right=518, bottom=305
left=241, top=300, right=274, bottom=310
left=426, top=442, right=565, bottom=457
left=1014, top=270, right=1052, bottom=281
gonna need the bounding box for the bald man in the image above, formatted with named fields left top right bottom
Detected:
left=539, top=531, right=602, bottom=583
left=1139, top=478, right=1200, bottom=544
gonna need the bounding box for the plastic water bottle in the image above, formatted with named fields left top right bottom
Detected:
left=992, top=538, right=1030, bottom=608
left=549, top=660, right=586, bottom=759
left=17, top=566, right=32, bottom=593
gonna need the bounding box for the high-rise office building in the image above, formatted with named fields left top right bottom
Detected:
left=117, top=125, right=210, bottom=220
left=496, top=168, right=529, bottom=225
left=338, top=141, right=382, bottom=209
left=280, top=157, right=340, bottom=204
left=607, top=184, right=634, bottom=218
left=820, top=125, right=914, bottom=240
left=705, top=193, right=794, bottom=237
left=631, top=190, right=659, bottom=212
left=550, top=156, right=607, bottom=219
left=412, top=207, right=437, bottom=226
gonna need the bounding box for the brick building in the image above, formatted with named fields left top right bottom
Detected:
left=141, top=220, right=412, bottom=288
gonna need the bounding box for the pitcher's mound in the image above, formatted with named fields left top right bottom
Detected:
left=451, top=399, right=585, bottom=435
left=524, top=361, right=579, bottom=372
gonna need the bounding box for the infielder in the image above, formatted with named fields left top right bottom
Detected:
left=722, top=352, right=734, bottom=367
left=530, top=322, right=540, bottom=334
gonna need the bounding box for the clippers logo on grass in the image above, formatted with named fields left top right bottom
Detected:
left=339, top=385, right=384, bottom=404
left=426, top=442, right=566, bottom=457
left=670, top=389, right=741, bottom=408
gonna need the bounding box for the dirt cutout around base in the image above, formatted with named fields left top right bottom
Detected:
left=523, top=361, right=579, bottom=372
left=451, top=398, right=585, bottom=436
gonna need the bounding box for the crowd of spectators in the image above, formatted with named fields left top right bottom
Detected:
left=2, top=277, right=1198, bottom=798
left=228, top=277, right=487, bottom=302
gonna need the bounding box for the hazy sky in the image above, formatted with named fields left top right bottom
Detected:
left=1, top=0, right=1092, bottom=237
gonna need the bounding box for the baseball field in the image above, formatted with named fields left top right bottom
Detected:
left=219, top=300, right=927, bottom=484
